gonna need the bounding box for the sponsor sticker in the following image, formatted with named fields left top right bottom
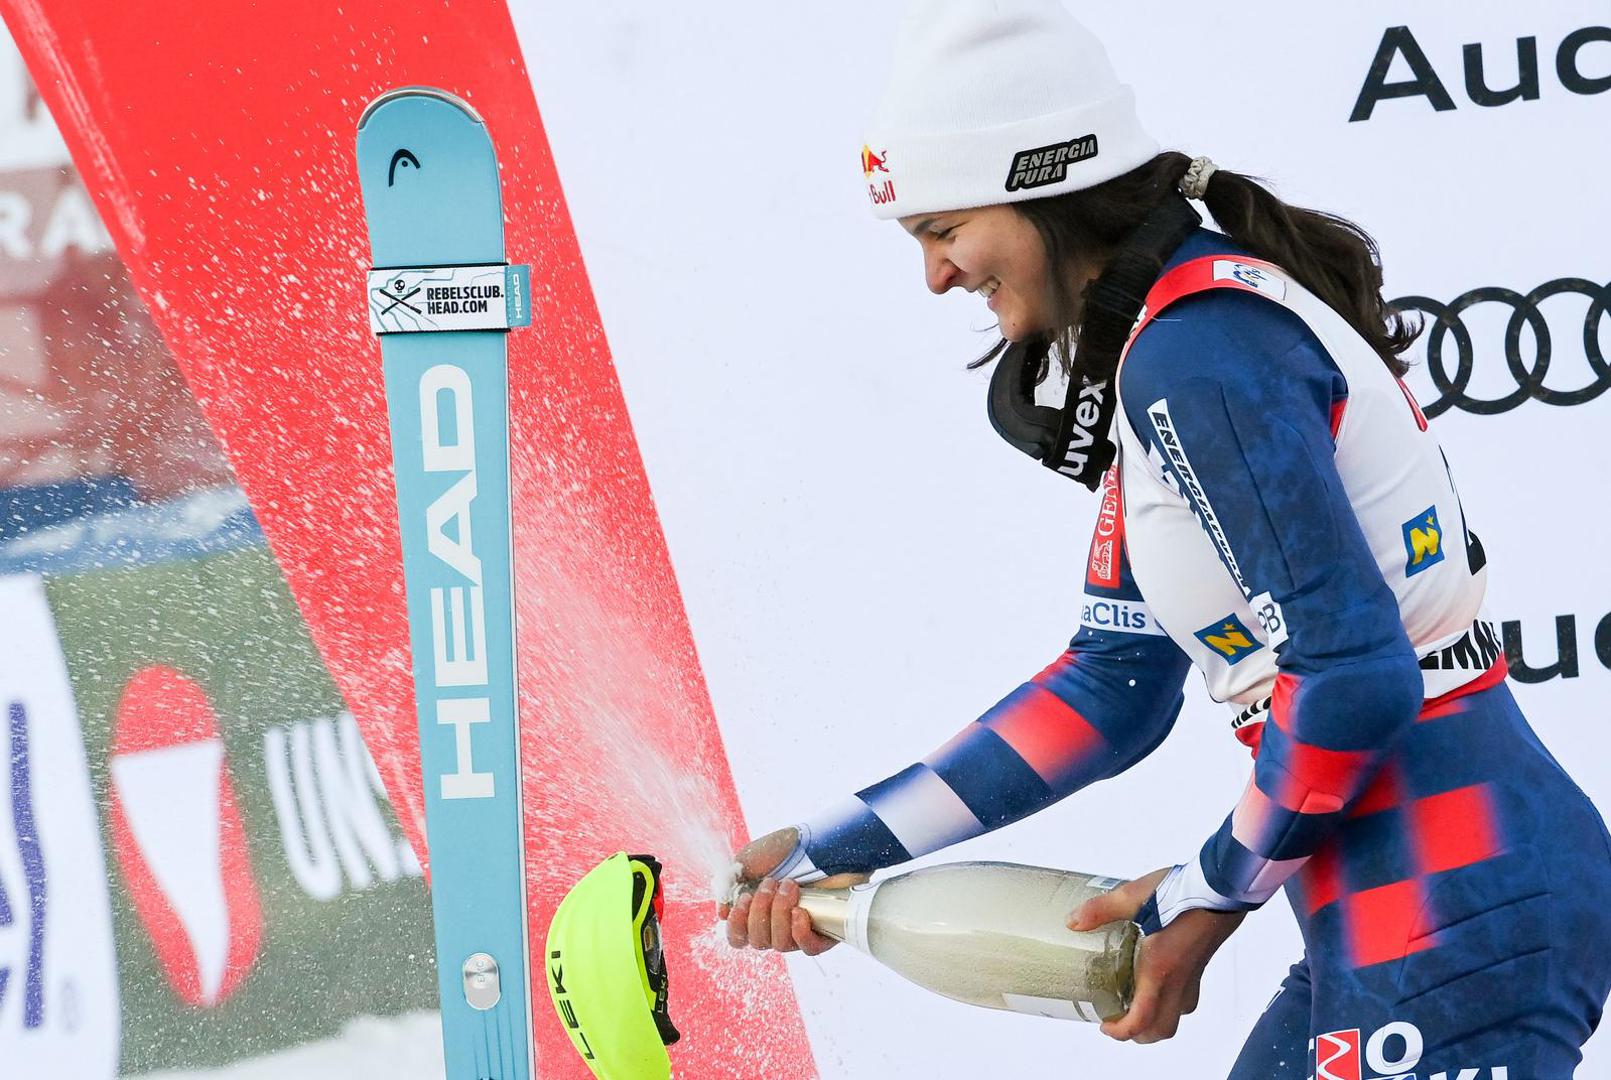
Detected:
left=366, top=264, right=531, bottom=334
left=1402, top=505, right=1445, bottom=577
left=1315, top=1028, right=1363, bottom=1080
left=1312, top=1018, right=1508, bottom=1079
left=1147, top=398, right=1249, bottom=593
left=1004, top=134, right=1099, bottom=192
left=1081, top=596, right=1167, bottom=637
left=1418, top=618, right=1502, bottom=673
left=1194, top=613, right=1263, bottom=665
left=1212, top=259, right=1288, bottom=301
left=1250, top=591, right=1289, bottom=649
left=1086, top=467, right=1124, bottom=589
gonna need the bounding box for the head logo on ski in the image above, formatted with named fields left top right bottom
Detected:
left=387, top=148, right=420, bottom=186
left=355, top=85, right=534, bottom=1080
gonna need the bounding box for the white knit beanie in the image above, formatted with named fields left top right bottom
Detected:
left=862, top=0, right=1159, bottom=219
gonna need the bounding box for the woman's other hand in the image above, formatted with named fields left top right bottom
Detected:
left=719, top=827, right=870, bottom=956
left=1069, top=866, right=1247, bottom=1044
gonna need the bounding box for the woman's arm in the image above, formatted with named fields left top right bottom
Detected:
left=1118, top=291, right=1424, bottom=931
left=774, top=503, right=1192, bottom=883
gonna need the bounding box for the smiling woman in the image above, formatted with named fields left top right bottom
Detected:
left=720, top=1, right=1611, bottom=1077
left=900, top=204, right=1060, bottom=343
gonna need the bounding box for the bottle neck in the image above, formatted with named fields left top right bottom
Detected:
left=796, top=882, right=882, bottom=951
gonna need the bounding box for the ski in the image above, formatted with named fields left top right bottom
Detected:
left=355, top=87, right=534, bottom=1080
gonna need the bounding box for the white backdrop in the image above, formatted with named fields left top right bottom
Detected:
left=514, top=4, right=1611, bottom=1076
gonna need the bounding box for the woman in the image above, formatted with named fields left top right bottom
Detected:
left=720, top=3, right=1611, bottom=1075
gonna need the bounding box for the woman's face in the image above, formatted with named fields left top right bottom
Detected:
left=899, top=204, right=1057, bottom=342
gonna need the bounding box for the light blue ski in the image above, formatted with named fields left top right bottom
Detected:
left=355, top=87, right=533, bottom=1080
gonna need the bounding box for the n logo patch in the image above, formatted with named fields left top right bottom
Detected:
left=1194, top=614, right=1262, bottom=665
left=1402, top=505, right=1445, bottom=577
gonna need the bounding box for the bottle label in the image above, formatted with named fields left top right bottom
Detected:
left=1001, top=993, right=1103, bottom=1023
left=844, top=880, right=879, bottom=955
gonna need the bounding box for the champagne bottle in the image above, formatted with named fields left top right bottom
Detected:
left=792, top=860, right=1138, bottom=1023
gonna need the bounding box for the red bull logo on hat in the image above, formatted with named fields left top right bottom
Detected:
left=860, top=144, right=888, bottom=178
left=861, top=144, right=896, bottom=207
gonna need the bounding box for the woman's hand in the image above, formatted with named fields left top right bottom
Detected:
left=1068, top=867, right=1246, bottom=1044
left=718, top=827, right=870, bottom=956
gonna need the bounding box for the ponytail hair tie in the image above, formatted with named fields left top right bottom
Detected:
left=1180, top=156, right=1218, bottom=200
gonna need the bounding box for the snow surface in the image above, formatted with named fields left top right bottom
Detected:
left=128, top=1013, right=444, bottom=1080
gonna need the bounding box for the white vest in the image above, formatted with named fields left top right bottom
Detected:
left=1109, top=257, right=1495, bottom=730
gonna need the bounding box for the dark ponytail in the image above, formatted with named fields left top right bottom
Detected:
left=973, top=151, right=1420, bottom=378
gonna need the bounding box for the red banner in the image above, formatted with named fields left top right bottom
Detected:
left=1, top=2, right=811, bottom=1073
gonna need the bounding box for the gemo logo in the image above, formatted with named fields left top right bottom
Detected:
left=265, top=712, right=421, bottom=902
left=419, top=364, right=495, bottom=801
left=1086, top=468, right=1123, bottom=589
left=1501, top=610, right=1611, bottom=684
left=1352, top=24, right=1611, bottom=121
left=1312, top=1019, right=1510, bottom=1080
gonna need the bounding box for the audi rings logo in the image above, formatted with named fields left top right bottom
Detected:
left=1391, top=277, right=1611, bottom=417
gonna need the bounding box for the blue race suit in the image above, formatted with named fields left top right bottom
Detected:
left=773, top=229, right=1611, bottom=1078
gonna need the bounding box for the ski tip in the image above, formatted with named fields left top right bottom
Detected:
left=358, top=85, right=485, bottom=131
